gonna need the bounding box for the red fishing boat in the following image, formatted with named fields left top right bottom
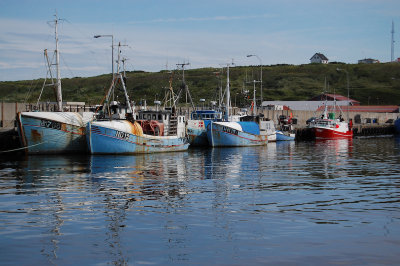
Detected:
left=309, top=108, right=353, bottom=140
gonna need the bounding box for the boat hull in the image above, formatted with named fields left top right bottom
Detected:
left=87, top=120, right=189, bottom=154
left=17, top=112, right=93, bottom=154
left=207, top=122, right=268, bottom=147
left=276, top=130, right=295, bottom=141
left=395, top=118, right=400, bottom=135
left=187, top=120, right=212, bottom=146
left=313, top=127, right=353, bottom=139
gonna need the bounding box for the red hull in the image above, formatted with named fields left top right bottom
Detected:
left=314, top=128, right=353, bottom=139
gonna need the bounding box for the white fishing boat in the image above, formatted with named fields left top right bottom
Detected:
left=17, top=14, right=94, bottom=154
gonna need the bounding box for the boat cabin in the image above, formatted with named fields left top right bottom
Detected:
left=190, top=110, right=222, bottom=121
left=137, top=110, right=172, bottom=122
left=95, top=101, right=134, bottom=120
left=136, top=109, right=186, bottom=138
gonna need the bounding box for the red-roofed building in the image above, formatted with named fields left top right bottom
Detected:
left=309, top=93, right=360, bottom=106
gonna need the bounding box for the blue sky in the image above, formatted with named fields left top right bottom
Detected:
left=0, top=0, right=399, bottom=81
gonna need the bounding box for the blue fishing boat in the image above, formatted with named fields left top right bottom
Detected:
left=87, top=47, right=189, bottom=154
left=18, top=111, right=94, bottom=154
left=17, top=15, right=94, bottom=154
left=275, top=115, right=296, bottom=141
left=169, top=63, right=220, bottom=147
left=206, top=64, right=268, bottom=147
left=87, top=119, right=189, bottom=154
left=207, top=121, right=268, bottom=147
left=276, top=130, right=296, bottom=141
left=187, top=109, right=222, bottom=146
left=395, top=118, right=400, bottom=135
left=87, top=92, right=189, bottom=155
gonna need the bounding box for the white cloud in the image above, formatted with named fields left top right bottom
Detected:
left=0, top=6, right=395, bottom=81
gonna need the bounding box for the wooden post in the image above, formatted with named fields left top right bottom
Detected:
left=15, top=102, right=18, bottom=128
left=1, top=101, right=3, bottom=128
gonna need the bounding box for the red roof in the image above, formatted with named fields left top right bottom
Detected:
left=316, top=105, right=399, bottom=113
left=324, top=94, right=352, bottom=101
left=310, top=93, right=360, bottom=105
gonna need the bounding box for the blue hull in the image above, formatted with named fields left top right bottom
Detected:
left=276, top=130, right=295, bottom=141
left=207, top=122, right=268, bottom=147
left=17, top=113, right=88, bottom=154
left=395, top=118, right=400, bottom=135
left=188, top=128, right=209, bottom=146
left=87, top=122, right=189, bottom=154
left=187, top=120, right=212, bottom=146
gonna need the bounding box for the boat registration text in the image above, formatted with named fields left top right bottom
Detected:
left=222, top=126, right=238, bottom=135
left=115, top=130, right=130, bottom=140
left=40, top=119, right=61, bottom=130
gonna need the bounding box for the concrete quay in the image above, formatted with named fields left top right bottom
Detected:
left=295, top=124, right=396, bottom=141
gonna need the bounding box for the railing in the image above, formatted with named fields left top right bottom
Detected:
left=24, top=103, right=95, bottom=112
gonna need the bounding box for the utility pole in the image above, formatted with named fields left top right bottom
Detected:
left=246, top=54, right=263, bottom=106
left=94, top=34, right=114, bottom=79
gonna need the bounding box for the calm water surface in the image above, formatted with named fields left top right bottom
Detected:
left=0, top=138, right=400, bottom=265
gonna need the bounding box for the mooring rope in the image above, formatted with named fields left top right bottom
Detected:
left=0, top=141, right=47, bottom=154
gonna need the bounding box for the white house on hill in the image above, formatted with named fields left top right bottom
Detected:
left=310, top=53, right=328, bottom=64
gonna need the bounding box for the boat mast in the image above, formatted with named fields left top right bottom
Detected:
left=54, top=14, right=63, bottom=112
left=323, top=77, right=328, bottom=119
left=176, top=62, right=195, bottom=110
left=224, top=61, right=236, bottom=120
left=219, top=68, right=223, bottom=108
left=225, top=64, right=231, bottom=121
left=116, top=42, right=132, bottom=114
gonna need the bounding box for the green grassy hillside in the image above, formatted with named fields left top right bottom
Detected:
left=1, top=63, right=399, bottom=107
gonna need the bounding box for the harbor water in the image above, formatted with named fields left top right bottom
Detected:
left=0, top=137, right=400, bottom=265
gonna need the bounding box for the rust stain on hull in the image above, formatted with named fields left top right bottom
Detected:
left=31, top=129, right=42, bottom=142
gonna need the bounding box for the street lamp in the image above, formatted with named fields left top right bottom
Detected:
left=94, top=34, right=114, bottom=79
left=337, top=68, right=350, bottom=120
left=247, top=54, right=263, bottom=106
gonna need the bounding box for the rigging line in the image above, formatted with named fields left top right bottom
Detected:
left=37, top=52, right=52, bottom=105
left=64, top=19, right=105, bottom=69
left=23, top=80, right=34, bottom=104
left=23, top=78, right=41, bottom=105
left=23, top=54, right=51, bottom=104
left=59, top=52, right=75, bottom=78
left=0, top=141, right=47, bottom=154
left=64, top=19, right=94, bottom=42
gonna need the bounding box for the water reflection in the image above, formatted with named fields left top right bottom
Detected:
left=89, top=152, right=195, bottom=264
left=314, top=139, right=353, bottom=179
left=205, top=146, right=267, bottom=179
left=0, top=138, right=399, bottom=264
